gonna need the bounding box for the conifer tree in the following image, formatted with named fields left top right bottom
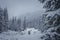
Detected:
left=39, top=0, right=60, bottom=11
left=4, top=8, right=8, bottom=31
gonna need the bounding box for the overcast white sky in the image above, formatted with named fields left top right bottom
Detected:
left=0, top=0, right=44, bottom=18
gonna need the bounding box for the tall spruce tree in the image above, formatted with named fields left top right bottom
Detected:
left=0, top=7, right=4, bottom=33
left=17, top=18, right=21, bottom=31
left=4, top=8, right=8, bottom=31
left=23, top=17, right=26, bottom=31
left=39, top=0, right=60, bottom=40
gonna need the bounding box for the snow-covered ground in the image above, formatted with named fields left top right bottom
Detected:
left=0, top=28, right=44, bottom=40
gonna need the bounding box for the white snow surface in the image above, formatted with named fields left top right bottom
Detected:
left=0, top=28, right=44, bottom=40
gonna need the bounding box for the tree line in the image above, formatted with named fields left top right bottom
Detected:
left=0, top=7, right=8, bottom=33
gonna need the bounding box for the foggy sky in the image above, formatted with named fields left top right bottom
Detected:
left=0, top=0, right=44, bottom=18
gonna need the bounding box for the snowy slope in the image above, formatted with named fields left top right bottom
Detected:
left=0, top=29, right=44, bottom=40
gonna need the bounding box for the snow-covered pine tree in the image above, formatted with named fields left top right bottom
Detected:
left=17, top=18, right=21, bottom=31
left=9, top=17, right=17, bottom=31
left=23, top=17, right=26, bottom=31
left=39, top=0, right=60, bottom=40
left=0, top=7, right=4, bottom=33
left=39, top=0, right=60, bottom=11
left=3, top=8, right=8, bottom=31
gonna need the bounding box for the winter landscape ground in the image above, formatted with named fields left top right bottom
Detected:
left=0, top=28, right=44, bottom=40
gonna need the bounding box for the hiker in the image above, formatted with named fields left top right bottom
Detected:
left=28, top=31, right=31, bottom=35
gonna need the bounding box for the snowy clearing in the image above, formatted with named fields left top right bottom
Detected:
left=0, top=28, right=44, bottom=40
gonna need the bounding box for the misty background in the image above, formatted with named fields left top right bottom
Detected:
left=0, top=0, right=45, bottom=19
